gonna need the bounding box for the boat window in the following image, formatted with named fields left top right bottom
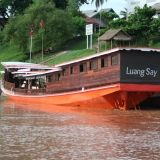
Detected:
left=90, top=60, right=98, bottom=70
left=79, top=63, right=87, bottom=72
left=48, top=75, right=53, bottom=82
left=101, top=57, right=108, bottom=68
left=55, top=73, right=61, bottom=81
left=70, top=66, right=74, bottom=74
left=111, top=55, right=118, bottom=65
left=62, top=68, right=67, bottom=76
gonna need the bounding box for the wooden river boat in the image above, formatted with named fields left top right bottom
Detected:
left=1, top=47, right=160, bottom=110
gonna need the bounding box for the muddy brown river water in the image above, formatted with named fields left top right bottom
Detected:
left=0, top=96, right=160, bottom=160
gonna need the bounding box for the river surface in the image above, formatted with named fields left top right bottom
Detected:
left=0, top=96, right=160, bottom=160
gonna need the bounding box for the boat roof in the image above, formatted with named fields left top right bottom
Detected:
left=12, top=71, right=42, bottom=74
left=55, top=47, right=160, bottom=67
left=1, top=62, right=61, bottom=70
left=22, top=69, right=59, bottom=77
left=1, top=62, right=62, bottom=78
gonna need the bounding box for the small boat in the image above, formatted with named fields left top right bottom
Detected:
left=1, top=47, right=160, bottom=110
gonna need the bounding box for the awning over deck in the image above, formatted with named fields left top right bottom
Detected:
left=1, top=62, right=62, bottom=79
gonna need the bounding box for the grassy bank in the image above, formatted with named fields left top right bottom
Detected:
left=45, top=49, right=96, bottom=66
left=0, top=34, right=160, bottom=69
left=44, top=35, right=160, bottom=66
left=0, top=43, right=28, bottom=70
left=26, top=35, right=99, bottom=64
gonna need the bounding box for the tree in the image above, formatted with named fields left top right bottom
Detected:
left=0, top=0, right=88, bottom=19
left=52, top=0, right=68, bottom=9
left=101, top=11, right=119, bottom=26
left=72, top=16, right=86, bottom=36
left=0, top=0, right=33, bottom=18
left=120, top=8, right=127, bottom=19
left=106, top=4, right=157, bottom=40
left=53, top=0, right=88, bottom=9
left=68, top=0, right=87, bottom=10
left=99, top=3, right=160, bottom=46
left=150, top=18, right=160, bottom=36
left=2, top=0, right=74, bottom=53
left=67, top=1, right=86, bottom=36
left=109, top=18, right=128, bottom=29
left=126, top=4, right=156, bottom=40
left=2, top=0, right=87, bottom=53
left=91, top=0, right=108, bottom=9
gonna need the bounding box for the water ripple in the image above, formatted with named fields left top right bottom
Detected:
left=0, top=99, right=160, bottom=159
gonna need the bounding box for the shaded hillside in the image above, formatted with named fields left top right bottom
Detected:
left=66, top=35, right=99, bottom=50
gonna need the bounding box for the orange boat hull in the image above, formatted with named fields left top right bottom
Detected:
left=63, top=84, right=160, bottom=110
left=1, top=84, right=120, bottom=106
left=1, top=83, right=159, bottom=110
left=70, top=91, right=156, bottom=110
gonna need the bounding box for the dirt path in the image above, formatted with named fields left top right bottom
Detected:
left=38, top=51, right=68, bottom=64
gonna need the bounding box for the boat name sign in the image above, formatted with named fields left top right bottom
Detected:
left=126, top=67, right=157, bottom=77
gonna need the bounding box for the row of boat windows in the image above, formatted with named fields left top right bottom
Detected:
left=48, top=55, right=118, bottom=82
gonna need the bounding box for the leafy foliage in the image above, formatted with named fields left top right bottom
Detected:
left=107, top=4, right=160, bottom=43
left=53, top=0, right=88, bottom=9
left=2, top=0, right=86, bottom=55
left=120, top=8, right=127, bottom=19
left=109, top=18, right=128, bottom=29
left=101, top=12, right=119, bottom=26
left=91, top=0, right=108, bottom=9
left=126, top=4, right=156, bottom=39
left=0, top=0, right=33, bottom=18
left=72, top=16, right=86, bottom=36
left=0, top=0, right=88, bottom=19
left=150, top=18, right=160, bottom=36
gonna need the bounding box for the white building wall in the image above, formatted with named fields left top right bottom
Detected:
left=127, top=0, right=160, bottom=15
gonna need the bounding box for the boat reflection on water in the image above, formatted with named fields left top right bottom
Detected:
left=2, top=98, right=119, bottom=126
left=3, top=98, right=109, bottom=114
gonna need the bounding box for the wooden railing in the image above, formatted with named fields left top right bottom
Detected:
left=3, top=80, right=46, bottom=95
left=14, top=88, right=46, bottom=95
left=3, top=80, right=15, bottom=90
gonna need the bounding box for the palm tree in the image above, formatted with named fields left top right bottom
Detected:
left=120, top=8, right=128, bottom=19
left=91, top=0, right=108, bottom=10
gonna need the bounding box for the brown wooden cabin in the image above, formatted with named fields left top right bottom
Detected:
left=45, top=47, right=160, bottom=94
left=2, top=49, right=120, bottom=95
left=45, top=50, right=120, bottom=94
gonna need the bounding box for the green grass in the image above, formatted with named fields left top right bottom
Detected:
left=25, top=51, right=60, bottom=64
left=0, top=43, right=27, bottom=70
left=0, top=34, right=160, bottom=70
left=68, top=35, right=98, bottom=50
left=45, top=49, right=96, bottom=66
left=25, top=35, right=99, bottom=65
